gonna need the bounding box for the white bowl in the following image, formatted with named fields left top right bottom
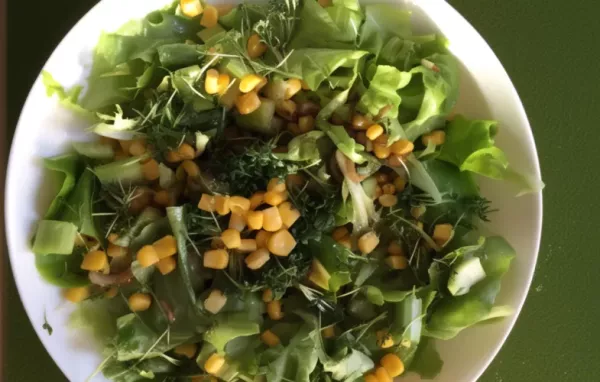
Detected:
left=5, top=0, right=543, bottom=381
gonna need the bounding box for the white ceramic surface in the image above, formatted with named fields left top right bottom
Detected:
left=5, top=1, right=543, bottom=381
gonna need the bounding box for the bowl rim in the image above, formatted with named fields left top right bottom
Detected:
left=5, top=0, right=543, bottom=381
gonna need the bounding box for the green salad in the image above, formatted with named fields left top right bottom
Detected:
left=34, top=1, right=540, bottom=381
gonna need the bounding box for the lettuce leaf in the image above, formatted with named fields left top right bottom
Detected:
left=263, top=323, right=319, bottom=382
left=274, top=131, right=326, bottom=162
left=40, top=154, right=81, bottom=219
left=171, top=65, right=216, bottom=112
left=357, top=65, right=412, bottom=118
left=204, top=313, right=260, bottom=353
left=157, top=43, right=205, bottom=68
left=358, top=4, right=412, bottom=55
left=41, top=71, right=95, bottom=120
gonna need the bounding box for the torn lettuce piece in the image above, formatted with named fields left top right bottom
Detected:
left=172, top=65, right=216, bottom=112
left=92, top=105, right=141, bottom=140
left=274, top=131, right=325, bottom=162
left=41, top=154, right=81, bottom=220
left=263, top=323, right=319, bottom=382
left=203, top=312, right=260, bottom=353
left=41, top=71, right=95, bottom=120
left=358, top=4, right=412, bottom=55
left=72, top=141, right=115, bottom=160
left=32, top=220, right=78, bottom=256
left=93, top=156, right=146, bottom=185
left=357, top=65, right=412, bottom=118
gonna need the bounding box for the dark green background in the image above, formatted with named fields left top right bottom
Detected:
left=4, top=0, right=599, bottom=381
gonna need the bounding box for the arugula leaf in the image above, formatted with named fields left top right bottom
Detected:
left=357, top=65, right=412, bottom=118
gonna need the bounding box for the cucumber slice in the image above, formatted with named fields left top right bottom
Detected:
left=447, top=257, right=487, bottom=296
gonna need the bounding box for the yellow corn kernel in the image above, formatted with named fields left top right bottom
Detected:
left=108, top=233, right=119, bottom=244
left=387, top=241, right=404, bottom=256
left=364, top=374, right=379, bottom=382
left=247, top=33, right=267, bottom=59
left=264, top=190, right=288, bottom=206
left=107, top=243, right=127, bottom=258
left=137, top=245, right=160, bottom=268
left=217, top=73, right=231, bottom=96
left=380, top=353, right=405, bottom=377
left=376, top=330, right=394, bottom=349
left=64, top=287, right=89, bottom=303
left=373, top=143, right=391, bottom=159
left=204, top=353, right=226, bottom=375
left=261, top=330, right=280, bottom=347
left=203, top=249, right=229, bottom=269
left=337, top=236, right=352, bottom=249
left=266, top=299, right=283, bottom=320
left=382, top=183, right=396, bottom=195
left=375, top=172, right=390, bottom=184
left=81, top=250, right=108, bottom=271
left=229, top=196, right=251, bottom=215
left=298, top=115, right=315, bottom=133
left=267, top=229, right=296, bottom=257
left=221, top=228, right=241, bottom=249
left=246, top=210, right=264, bottom=230
left=256, top=230, right=273, bottom=249
left=422, top=130, right=446, bottom=146
left=205, top=69, right=220, bottom=94
left=284, top=78, right=302, bottom=100
left=351, top=114, right=370, bottom=130
left=141, top=159, right=160, bottom=181
left=267, top=177, right=286, bottom=192
left=118, top=140, right=132, bottom=153
left=375, top=367, right=393, bottom=382
left=249, top=192, right=265, bottom=210
left=332, top=226, right=350, bottom=241
left=378, top=194, right=398, bottom=207
left=262, top=206, right=283, bottom=232
left=410, top=205, right=426, bottom=219
left=239, top=239, right=257, bottom=252
left=178, top=143, right=196, bottom=160
left=129, top=293, right=152, bottom=312
left=239, top=74, right=266, bottom=93
left=157, top=256, right=177, bottom=275
left=104, top=286, right=118, bottom=299
left=433, top=224, right=453, bottom=246
left=174, top=343, right=198, bottom=359
left=215, top=195, right=231, bottom=216
left=245, top=248, right=270, bottom=270
left=262, top=288, right=274, bottom=302
left=180, top=0, right=203, bottom=18
left=386, top=256, right=409, bottom=270
left=391, top=139, right=414, bottom=156
left=181, top=160, right=200, bottom=178
left=166, top=150, right=182, bottom=163
left=204, top=289, right=227, bottom=314
left=366, top=124, right=384, bottom=141
left=129, top=139, right=146, bottom=156
left=200, top=5, right=218, bottom=28
left=322, top=325, right=335, bottom=339
left=229, top=212, right=247, bottom=232
left=154, top=189, right=173, bottom=207
left=357, top=231, right=379, bottom=255
left=153, top=235, right=177, bottom=259
left=198, top=194, right=217, bottom=212
left=278, top=202, right=300, bottom=228
left=393, top=177, right=407, bottom=192
left=387, top=154, right=404, bottom=168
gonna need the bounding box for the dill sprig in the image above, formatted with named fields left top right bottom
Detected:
left=252, top=0, right=299, bottom=62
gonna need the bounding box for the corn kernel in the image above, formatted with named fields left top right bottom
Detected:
left=174, top=343, right=198, bottom=359
left=262, top=206, right=283, bottom=232
left=375, top=173, right=389, bottom=184
left=200, top=5, right=218, bottom=28
left=373, top=143, right=391, bottom=159
left=214, top=195, right=231, bottom=216
left=287, top=122, right=301, bottom=135
left=422, top=130, right=446, bottom=146
left=64, top=287, right=89, bottom=303
left=411, top=205, right=426, bottom=219
left=204, top=353, right=226, bottom=374
left=382, top=183, right=396, bottom=195
left=240, top=74, right=266, bottom=93
left=433, top=224, right=453, bottom=246
left=358, top=231, right=379, bottom=255
left=378, top=194, right=398, bottom=207
left=284, top=79, right=302, bottom=100
left=157, top=256, right=177, bottom=275
left=137, top=245, right=160, bottom=268
left=81, top=250, right=108, bottom=271
left=332, top=226, right=350, bottom=241
left=221, top=228, right=241, bottom=249
left=246, top=210, right=264, bottom=230
left=387, top=241, right=404, bottom=256
left=267, top=177, right=286, bottom=192
left=153, top=235, right=177, bottom=259
left=391, top=139, right=414, bottom=156
left=104, top=287, right=118, bottom=299
left=217, top=73, right=231, bottom=96
left=261, top=330, right=280, bottom=347
left=198, top=194, right=216, bottom=212
left=376, top=330, right=394, bottom=349
left=180, top=0, right=203, bottom=18
left=278, top=202, right=301, bottom=228
left=129, top=139, right=146, bottom=156
left=229, top=212, right=247, bottom=232
left=108, top=233, right=119, bottom=244
left=267, top=299, right=283, bottom=320
left=393, top=177, right=407, bottom=192
left=386, top=256, right=409, bottom=270
left=178, top=143, right=196, bottom=160
left=364, top=374, right=379, bottom=382
left=247, top=33, right=267, bottom=59
left=267, top=229, right=296, bottom=257
left=229, top=196, right=251, bottom=214
left=387, top=154, right=404, bottom=167
left=204, top=289, right=227, bottom=314
left=204, top=69, right=220, bottom=95
left=366, top=124, right=384, bottom=140
left=129, top=293, right=152, bottom=312
left=351, top=114, right=370, bottom=130
left=154, top=189, right=173, bottom=207
left=375, top=367, right=393, bottom=382
left=245, top=248, right=270, bottom=270
left=256, top=230, right=272, bottom=249
left=337, top=236, right=352, bottom=249
left=107, top=243, right=126, bottom=258
left=239, top=239, right=257, bottom=252
left=262, top=288, right=273, bottom=302
left=322, top=325, right=335, bottom=339
left=381, top=353, right=405, bottom=377
left=298, top=115, right=315, bottom=133
left=264, top=190, right=288, bottom=206
left=203, top=249, right=229, bottom=269
left=249, top=192, right=265, bottom=210
left=141, top=159, right=160, bottom=181
left=181, top=160, right=200, bottom=178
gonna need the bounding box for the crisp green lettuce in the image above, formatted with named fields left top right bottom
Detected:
left=32, top=221, right=77, bottom=256
left=41, top=71, right=95, bottom=120
left=274, top=131, right=326, bottom=162
left=204, top=313, right=260, bottom=353
left=263, top=323, right=319, bottom=382
left=40, top=154, right=81, bottom=219
left=357, top=65, right=412, bottom=118
left=92, top=104, right=141, bottom=140
left=358, top=4, right=412, bottom=55
left=172, top=65, right=216, bottom=111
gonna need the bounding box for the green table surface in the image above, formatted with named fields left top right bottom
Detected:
left=4, top=0, right=599, bottom=381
